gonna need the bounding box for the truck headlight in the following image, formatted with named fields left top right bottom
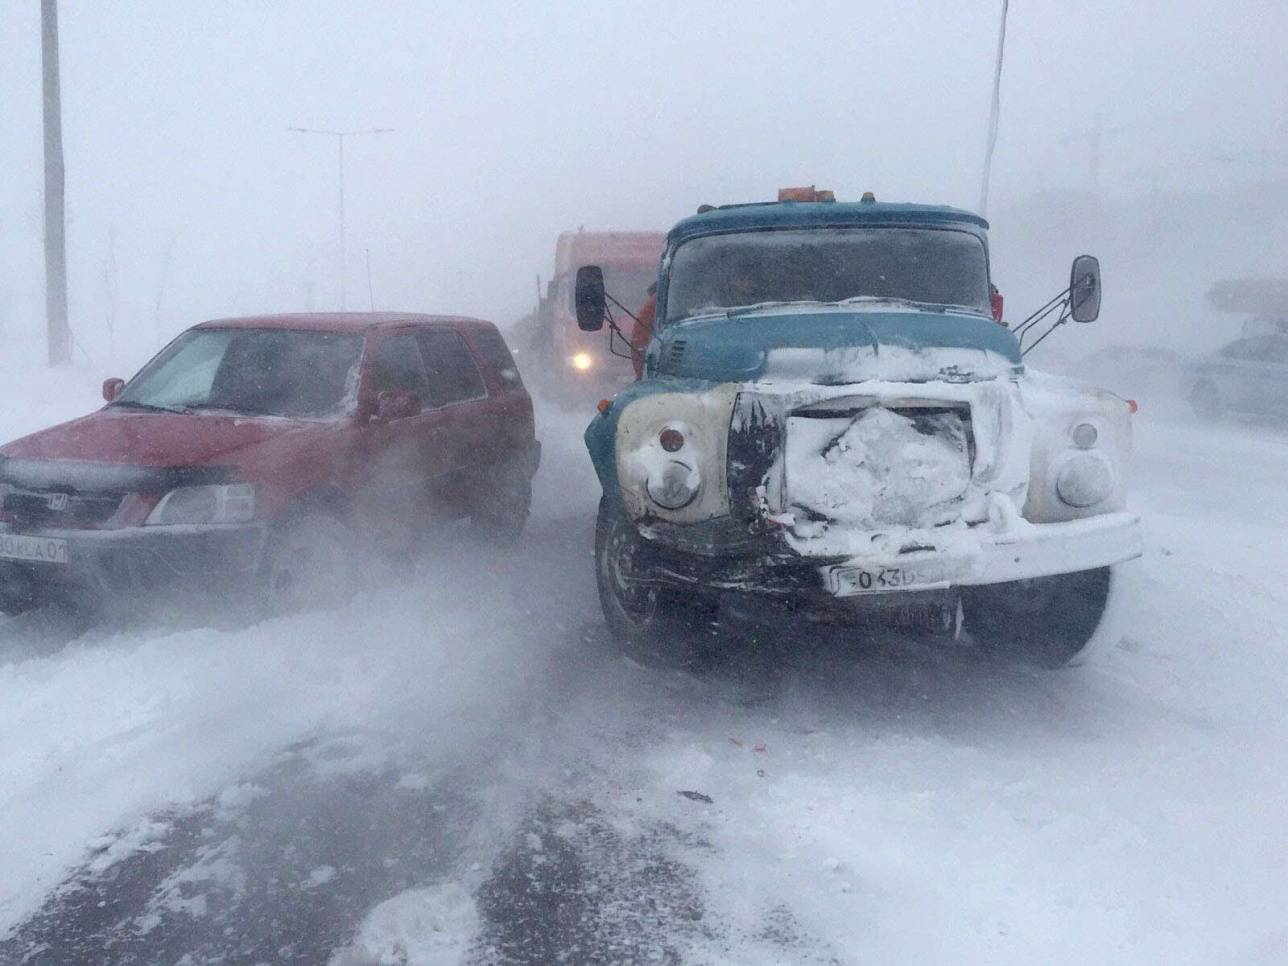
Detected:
left=646, top=460, right=700, bottom=510
left=571, top=352, right=593, bottom=371
left=613, top=388, right=736, bottom=523
left=1055, top=455, right=1113, bottom=508
left=146, top=483, right=256, bottom=526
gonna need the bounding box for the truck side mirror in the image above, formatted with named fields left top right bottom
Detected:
left=1069, top=255, right=1101, bottom=323
left=575, top=265, right=606, bottom=332
left=102, top=377, right=125, bottom=402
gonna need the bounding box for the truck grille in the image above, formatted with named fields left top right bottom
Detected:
left=663, top=339, right=688, bottom=370
left=2, top=489, right=124, bottom=530
left=727, top=391, right=784, bottom=529
left=782, top=400, right=973, bottom=529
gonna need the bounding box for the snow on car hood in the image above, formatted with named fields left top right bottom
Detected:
left=0, top=408, right=331, bottom=470
left=653, top=305, right=1021, bottom=384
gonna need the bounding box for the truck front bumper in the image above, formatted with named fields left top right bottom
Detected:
left=0, top=523, right=266, bottom=611
left=634, top=511, right=1143, bottom=602
left=820, top=511, right=1142, bottom=596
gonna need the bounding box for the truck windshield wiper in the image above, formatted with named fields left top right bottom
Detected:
left=836, top=295, right=948, bottom=312
left=722, top=300, right=832, bottom=318
left=836, top=296, right=986, bottom=314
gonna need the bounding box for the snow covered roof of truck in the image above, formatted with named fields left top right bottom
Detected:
left=668, top=200, right=989, bottom=245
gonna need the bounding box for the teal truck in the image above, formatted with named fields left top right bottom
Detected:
left=576, top=188, right=1141, bottom=668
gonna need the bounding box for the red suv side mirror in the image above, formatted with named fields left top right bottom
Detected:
left=376, top=389, right=421, bottom=421
left=102, top=378, right=125, bottom=402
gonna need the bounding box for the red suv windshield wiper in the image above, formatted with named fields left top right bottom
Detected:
left=109, top=400, right=185, bottom=414
left=177, top=402, right=253, bottom=415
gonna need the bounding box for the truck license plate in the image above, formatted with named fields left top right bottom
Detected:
left=829, top=564, right=928, bottom=596
left=0, top=533, right=70, bottom=565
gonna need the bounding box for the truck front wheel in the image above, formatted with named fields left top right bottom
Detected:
left=594, top=499, right=713, bottom=668
left=961, top=566, right=1115, bottom=668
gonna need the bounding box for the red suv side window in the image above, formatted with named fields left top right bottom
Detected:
left=416, top=330, right=486, bottom=407
left=470, top=328, right=524, bottom=392
left=369, top=332, right=430, bottom=397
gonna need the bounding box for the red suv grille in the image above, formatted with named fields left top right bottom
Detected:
left=2, top=490, right=124, bottom=530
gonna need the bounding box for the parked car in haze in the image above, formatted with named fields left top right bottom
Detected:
left=1184, top=332, right=1288, bottom=420
left=0, top=313, right=539, bottom=616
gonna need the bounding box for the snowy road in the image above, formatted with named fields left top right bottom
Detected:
left=1, top=385, right=1287, bottom=964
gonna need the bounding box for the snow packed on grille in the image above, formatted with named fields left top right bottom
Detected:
left=784, top=406, right=972, bottom=529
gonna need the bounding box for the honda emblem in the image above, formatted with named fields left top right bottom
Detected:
left=46, top=493, right=69, bottom=511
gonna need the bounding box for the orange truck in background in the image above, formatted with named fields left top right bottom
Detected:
left=517, top=230, right=665, bottom=403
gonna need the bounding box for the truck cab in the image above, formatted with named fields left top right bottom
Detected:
left=576, top=190, right=1141, bottom=667
left=521, top=230, right=665, bottom=403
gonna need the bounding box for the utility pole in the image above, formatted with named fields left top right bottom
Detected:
left=1061, top=118, right=1131, bottom=197
left=364, top=248, right=374, bottom=311
left=288, top=127, right=391, bottom=310
left=42, top=0, right=70, bottom=365
left=1088, top=117, right=1103, bottom=195
left=978, top=0, right=1009, bottom=217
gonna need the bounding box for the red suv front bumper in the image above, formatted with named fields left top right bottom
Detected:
left=0, top=522, right=267, bottom=613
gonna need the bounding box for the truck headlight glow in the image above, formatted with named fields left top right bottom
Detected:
left=1055, top=455, right=1113, bottom=508
left=146, top=483, right=256, bottom=526
left=571, top=352, right=593, bottom=371
left=646, top=460, right=700, bottom=510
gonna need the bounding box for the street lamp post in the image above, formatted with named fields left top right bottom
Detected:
left=979, top=0, right=1009, bottom=217
left=289, top=126, right=391, bottom=310
left=42, top=0, right=70, bottom=364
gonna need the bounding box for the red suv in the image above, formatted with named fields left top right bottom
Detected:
left=0, top=313, right=539, bottom=615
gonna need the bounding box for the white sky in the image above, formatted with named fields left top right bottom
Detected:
left=1, top=1, right=1285, bottom=365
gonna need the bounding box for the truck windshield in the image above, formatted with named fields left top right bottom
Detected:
left=115, top=328, right=364, bottom=419
left=664, top=227, right=990, bottom=322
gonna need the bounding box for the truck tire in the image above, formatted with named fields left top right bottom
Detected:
left=258, top=510, right=354, bottom=616
left=961, top=566, right=1113, bottom=668
left=471, top=460, right=532, bottom=546
left=594, top=498, right=713, bottom=669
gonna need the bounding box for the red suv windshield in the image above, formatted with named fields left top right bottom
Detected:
left=114, top=328, right=364, bottom=419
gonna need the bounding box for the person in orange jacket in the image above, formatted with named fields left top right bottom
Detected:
left=629, top=282, right=657, bottom=379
